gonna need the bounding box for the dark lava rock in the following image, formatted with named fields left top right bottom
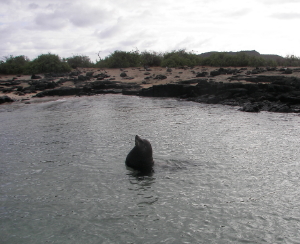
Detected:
left=1, top=87, right=14, bottom=93
left=78, top=75, right=90, bottom=81
left=44, top=73, right=69, bottom=78
left=86, top=71, right=94, bottom=77
left=210, top=70, right=221, bottom=76
left=120, top=72, right=127, bottom=77
left=140, top=84, right=196, bottom=98
left=95, top=73, right=110, bottom=80
left=283, top=69, right=293, bottom=74
left=70, top=71, right=80, bottom=76
left=196, top=72, right=208, bottom=77
left=28, top=80, right=58, bottom=91
left=31, top=74, right=42, bottom=79
left=154, top=74, right=167, bottom=80
left=240, top=103, right=262, bottom=112
left=89, top=80, right=120, bottom=90
left=137, top=76, right=300, bottom=113
left=122, top=89, right=142, bottom=95
left=0, top=96, right=14, bottom=104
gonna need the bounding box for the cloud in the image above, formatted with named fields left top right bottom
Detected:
left=0, top=0, right=11, bottom=4
left=227, top=8, right=252, bottom=17
left=28, top=3, right=39, bottom=9
left=271, top=12, right=300, bottom=19
left=34, top=13, right=69, bottom=30
left=119, top=39, right=139, bottom=47
left=25, top=1, right=114, bottom=30
left=95, top=24, right=122, bottom=39
left=67, top=4, right=112, bottom=27
left=1, top=0, right=300, bottom=61
left=261, top=0, right=300, bottom=4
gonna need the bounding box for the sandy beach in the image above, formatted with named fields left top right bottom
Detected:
left=1, top=66, right=300, bottom=103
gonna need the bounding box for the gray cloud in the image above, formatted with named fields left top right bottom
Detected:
left=28, top=3, right=39, bottom=9
left=66, top=4, right=112, bottom=27
left=95, top=25, right=122, bottom=39
left=0, top=0, right=11, bottom=4
left=27, top=1, right=113, bottom=30
left=1, top=0, right=300, bottom=61
left=34, top=13, right=69, bottom=30
left=119, top=39, right=139, bottom=47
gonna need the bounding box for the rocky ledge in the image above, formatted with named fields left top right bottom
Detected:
left=32, top=76, right=300, bottom=113
left=138, top=77, right=300, bottom=113
left=1, top=70, right=300, bottom=113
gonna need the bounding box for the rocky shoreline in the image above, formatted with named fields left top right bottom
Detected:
left=1, top=67, right=300, bottom=113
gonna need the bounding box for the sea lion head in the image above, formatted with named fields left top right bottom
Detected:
left=135, top=135, right=153, bottom=156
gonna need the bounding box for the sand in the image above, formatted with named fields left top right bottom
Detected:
left=1, top=66, right=299, bottom=103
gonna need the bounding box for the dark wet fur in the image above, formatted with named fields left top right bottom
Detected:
left=125, top=135, right=154, bottom=173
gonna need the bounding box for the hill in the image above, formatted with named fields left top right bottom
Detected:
left=199, top=50, right=284, bottom=62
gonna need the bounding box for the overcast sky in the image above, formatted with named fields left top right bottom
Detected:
left=1, top=0, right=299, bottom=62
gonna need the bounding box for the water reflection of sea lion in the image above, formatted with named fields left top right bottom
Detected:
left=125, top=135, right=154, bottom=172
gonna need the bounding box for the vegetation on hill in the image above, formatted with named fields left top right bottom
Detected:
left=96, top=50, right=141, bottom=68
left=64, top=55, right=95, bottom=69
left=0, top=55, right=31, bottom=74
left=26, top=53, right=71, bottom=74
left=1, top=50, right=300, bottom=74
left=0, top=53, right=71, bottom=74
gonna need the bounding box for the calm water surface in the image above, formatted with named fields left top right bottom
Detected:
left=1, top=95, right=300, bottom=243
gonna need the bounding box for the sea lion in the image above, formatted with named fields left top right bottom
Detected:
left=125, top=135, right=154, bottom=172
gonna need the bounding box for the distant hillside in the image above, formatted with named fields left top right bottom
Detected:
left=199, top=50, right=284, bottom=62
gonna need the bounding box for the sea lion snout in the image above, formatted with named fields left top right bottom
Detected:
left=135, top=135, right=142, bottom=146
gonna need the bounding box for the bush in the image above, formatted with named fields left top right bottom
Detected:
left=161, top=49, right=202, bottom=67
left=0, top=55, right=30, bottom=74
left=201, top=52, right=271, bottom=67
left=66, top=55, right=95, bottom=68
left=2, top=50, right=299, bottom=75
left=96, top=50, right=141, bottom=68
left=26, top=53, right=71, bottom=74
left=202, top=52, right=234, bottom=66
left=140, top=51, right=163, bottom=67
left=284, top=55, right=300, bottom=66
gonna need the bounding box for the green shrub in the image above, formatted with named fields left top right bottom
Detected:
left=0, top=55, right=30, bottom=74
left=140, top=51, right=163, bottom=67
left=161, top=49, right=202, bottom=67
left=202, top=52, right=234, bottom=66
left=2, top=50, right=298, bottom=74
left=26, top=53, right=71, bottom=74
left=66, top=55, right=95, bottom=68
left=284, top=55, right=300, bottom=66
left=96, top=50, right=141, bottom=68
left=201, top=52, right=272, bottom=67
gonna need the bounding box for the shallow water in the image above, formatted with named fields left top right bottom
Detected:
left=1, top=95, right=300, bottom=243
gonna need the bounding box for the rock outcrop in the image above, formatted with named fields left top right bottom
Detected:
left=2, top=69, right=300, bottom=113
left=138, top=77, right=300, bottom=113
left=0, top=96, right=14, bottom=104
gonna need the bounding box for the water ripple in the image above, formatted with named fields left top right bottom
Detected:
left=1, top=95, right=300, bottom=243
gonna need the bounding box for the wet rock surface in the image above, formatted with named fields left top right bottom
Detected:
left=138, top=77, right=300, bottom=113
left=1, top=67, right=300, bottom=112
